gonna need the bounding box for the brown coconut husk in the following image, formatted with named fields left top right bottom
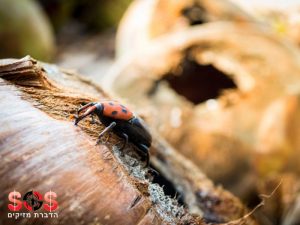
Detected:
left=106, top=22, right=300, bottom=197
left=116, top=0, right=255, bottom=57
left=232, top=0, right=300, bottom=46
left=0, top=56, right=257, bottom=224
left=255, top=173, right=300, bottom=225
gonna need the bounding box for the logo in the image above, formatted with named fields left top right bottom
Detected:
left=7, top=190, right=58, bottom=219
left=23, top=191, right=43, bottom=211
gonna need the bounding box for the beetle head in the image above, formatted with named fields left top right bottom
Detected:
left=94, top=103, right=104, bottom=115
left=74, top=102, right=103, bottom=125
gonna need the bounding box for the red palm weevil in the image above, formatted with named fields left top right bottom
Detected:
left=74, top=100, right=152, bottom=166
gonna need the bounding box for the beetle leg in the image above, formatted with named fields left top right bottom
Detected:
left=137, top=144, right=150, bottom=167
left=148, top=168, right=159, bottom=176
left=77, top=102, right=96, bottom=114
left=117, top=133, right=129, bottom=157
left=120, top=133, right=128, bottom=150
left=96, top=122, right=116, bottom=145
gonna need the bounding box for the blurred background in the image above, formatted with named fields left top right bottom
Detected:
left=0, top=0, right=132, bottom=81
left=2, top=0, right=300, bottom=224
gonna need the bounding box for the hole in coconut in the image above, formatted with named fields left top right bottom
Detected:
left=161, top=56, right=237, bottom=105
left=150, top=164, right=186, bottom=207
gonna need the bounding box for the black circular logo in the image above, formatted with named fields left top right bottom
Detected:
left=23, top=191, right=43, bottom=211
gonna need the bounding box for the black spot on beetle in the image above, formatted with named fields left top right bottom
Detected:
left=122, top=109, right=127, bottom=114
left=112, top=111, right=118, bottom=115
left=109, top=102, right=114, bottom=106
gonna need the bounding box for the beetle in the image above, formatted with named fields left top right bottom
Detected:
left=74, top=100, right=152, bottom=166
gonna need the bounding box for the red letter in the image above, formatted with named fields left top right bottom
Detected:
left=44, top=191, right=58, bottom=212
left=8, top=191, right=22, bottom=211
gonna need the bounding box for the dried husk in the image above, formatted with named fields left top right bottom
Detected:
left=0, top=57, right=162, bottom=225
left=117, top=0, right=300, bottom=57
left=256, top=173, right=300, bottom=225
left=116, top=0, right=255, bottom=57
left=232, top=0, right=300, bottom=46
left=105, top=21, right=300, bottom=195
left=0, top=56, right=257, bottom=224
